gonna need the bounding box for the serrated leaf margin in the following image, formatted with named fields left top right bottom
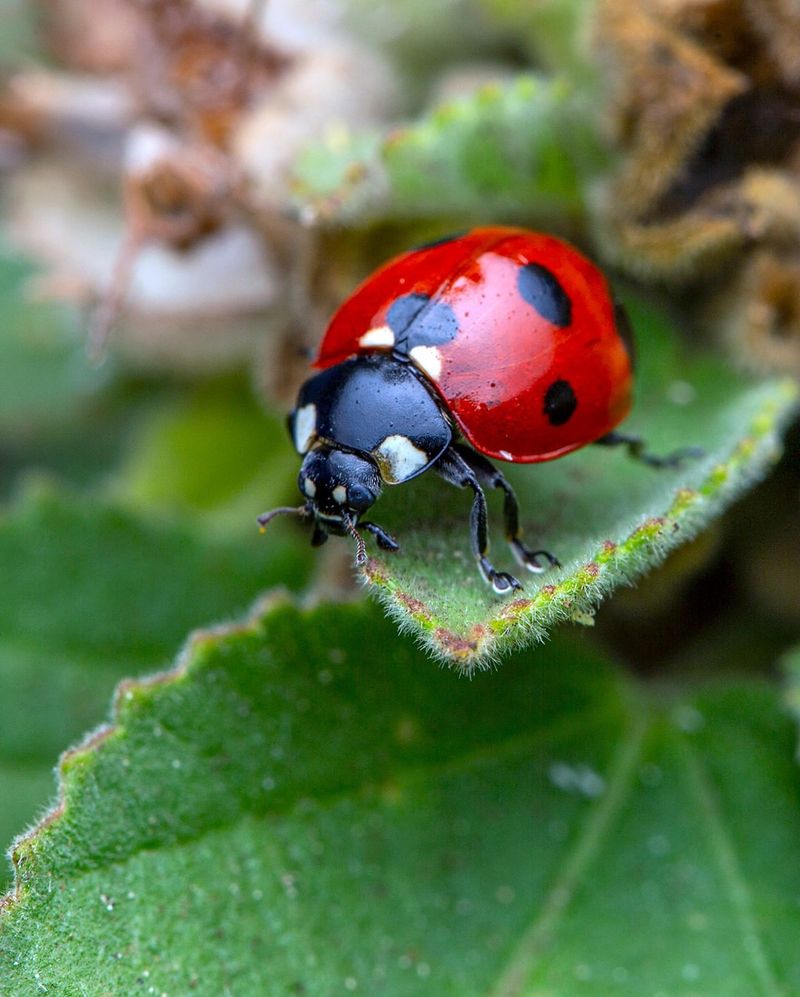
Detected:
left=361, top=381, right=799, bottom=670
left=0, top=591, right=289, bottom=917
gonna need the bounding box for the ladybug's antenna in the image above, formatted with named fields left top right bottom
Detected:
left=256, top=504, right=311, bottom=533
left=344, top=516, right=367, bottom=566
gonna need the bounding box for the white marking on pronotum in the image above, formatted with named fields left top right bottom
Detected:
left=303, top=477, right=316, bottom=497
left=293, top=403, right=317, bottom=453
left=332, top=485, right=347, bottom=504
left=358, top=325, right=395, bottom=349
left=409, top=345, right=443, bottom=380
left=375, top=434, right=428, bottom=483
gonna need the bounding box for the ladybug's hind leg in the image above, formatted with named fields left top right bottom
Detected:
left=595, top=432, right=704, bottom=468
left=436, top=447, right=523, bottom=595
left=454, top=444, right=560, bottom=575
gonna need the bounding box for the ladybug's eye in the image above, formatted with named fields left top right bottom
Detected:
left=347, top=484, right=373, bottom=511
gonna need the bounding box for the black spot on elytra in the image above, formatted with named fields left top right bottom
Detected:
left=543, top=379, right=577, bottom=426
left=613, top=299, right=636, bottom=369
left=517, top=263, right=572, bottom=327
left=387, top=293, right=459, bottom=352
left=412, top=231, right=466, bottom=252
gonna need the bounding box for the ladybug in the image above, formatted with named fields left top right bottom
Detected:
left=259, top=226, right=697, bottom=593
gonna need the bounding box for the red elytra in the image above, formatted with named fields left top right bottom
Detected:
left=314, top=226, right=634, bottom=463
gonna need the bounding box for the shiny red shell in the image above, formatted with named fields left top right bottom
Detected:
left=314, top=226, right=634, bottom=463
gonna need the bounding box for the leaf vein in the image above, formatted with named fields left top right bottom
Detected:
left=680, top=739, right=782, bottom=997
left=488, top=713, right=648, bottom=997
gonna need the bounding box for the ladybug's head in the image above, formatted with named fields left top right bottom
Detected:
left=298, top=445, right=382, bottom=522
left=256, top=444, right=386, bottom=565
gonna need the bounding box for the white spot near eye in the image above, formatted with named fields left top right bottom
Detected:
left=375, top=434, right=429, bottom=484
left=303, top=477, right=316, bottom=497
left=358, top=325, right=395, bottom=349
left=293, top=403, right=316, bottom=453
left=332, top=485, right=347, bottom=504
left=409, top=345, right=442, bottom=380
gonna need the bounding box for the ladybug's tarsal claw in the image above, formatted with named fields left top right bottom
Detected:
left=494, top=572, right=523, bottom=595
left=511, top=541, right=560, bottom=573
left=479, top=557, right=523, bottom=595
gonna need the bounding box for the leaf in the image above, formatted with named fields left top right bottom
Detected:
left=109, top=376, right=299, bottom=535
left=352, top=296, right=797, bottom=667
left=336, top=0, right=513, bottom=96
left=3, top=597, right=800, bottom=994
left=0, top=232, right=202, bottom=499
left=783, top=645, right=800, bottom=739
left=0, top=242, right=109, bottom=435
left=290, top=75, right=606, bottom=224
left=476, top=0, right=596, bottom=77
left=0, top=484, right=311, bottom=891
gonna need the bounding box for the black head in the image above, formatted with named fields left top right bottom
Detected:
left=256, top=444, right=390, bottom=566
left=298, top=445, right=382, bottom=523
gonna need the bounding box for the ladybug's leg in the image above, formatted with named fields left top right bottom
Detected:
left=595, top=432, right=704, bottom=468
left=454, top=444, right=560, bottom=574
left=436, top=447, right=522, bottom=594
left=359, top=521, right=400, bottom=552
left=311, top=521, right=329, bottom=547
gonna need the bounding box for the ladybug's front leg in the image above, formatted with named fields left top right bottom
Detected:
left=435, top=447, right=522, bottom=595
left=453, top=444, right=560, bottom=574
left=359, top=521, right=400, bottom=552
left=311, top=521, right=329, bottom=547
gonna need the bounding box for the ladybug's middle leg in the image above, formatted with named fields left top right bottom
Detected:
left=453, top=444, right=560, bottom=574
left=435, top=447, right=522, bottom=594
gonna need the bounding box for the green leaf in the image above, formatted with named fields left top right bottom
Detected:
left=476, top=0, right=597, bottom=77
left=336, top=0, right=512, bottom=97
left=0, top=485, right=311, bottom=891
left=3, top=597, right=800, bottom=994
left=0, top=242, right=109, bottom=435
left=291, top=75, right=605, bottom=224
left=783, top=644, right=800, bottom=738
left=109, top=377, right=299, bottom=535
left=355, top=297, right=797, bottom=667
left=0, top=242, right=146, bottom=497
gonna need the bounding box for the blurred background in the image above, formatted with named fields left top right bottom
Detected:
left=1, top=0, right=799, bottom=896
